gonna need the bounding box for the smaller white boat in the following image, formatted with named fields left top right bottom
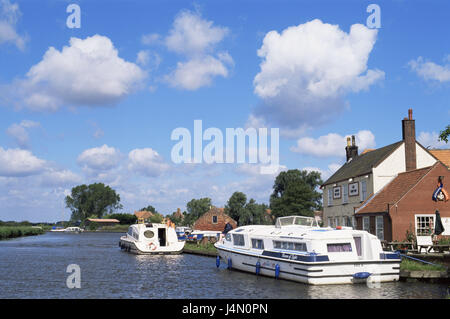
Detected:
left=64, top=227, right=84, bottom=233
left=119, top=222, right=185, bottom=255
left=50, top=227, right=66, bottom=232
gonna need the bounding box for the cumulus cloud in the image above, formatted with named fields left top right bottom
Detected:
left=252, top=19, right=384, bottom=134
left=0, top=147, right=47, bottom=177
left=417, top=131, right=449, bottom=149
left=128, top=148, right=170, bottom=177
left=6, top=120, right=40, bottom=149
left=164, top=10, right=233, bottom=90
left=409, top=56, right=450, bottom=83
left=77, top=144, right=121, bottom=171
left=0, top=0, right=26, bottom=50
left=9, top=35, right=146, bottom=111
left=40, top=168, right=82, bottom=187
left=291, top=130, right=376, bottom=158
left=136, top=50, right=161, bottom=70
left=141, top=33, right=161, bottom=45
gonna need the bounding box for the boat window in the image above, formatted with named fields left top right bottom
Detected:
left=251, top=239, right=264, bottom=249
left=273, top=241, right=306, bottom=252
left=128, top=228, right=133, bottom=236
left=327, top=243, right=352, bottom=252
left=232, top=234, right=245, bottom=246
left=225, top=233, right=231, bottom=241
left=144, top=230, right=154, bottom=239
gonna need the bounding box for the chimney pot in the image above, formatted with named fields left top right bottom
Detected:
left=347, top=137, right=351, bottom=147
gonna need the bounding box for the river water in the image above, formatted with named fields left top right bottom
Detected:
left=0, top=232, right=448, bottom=299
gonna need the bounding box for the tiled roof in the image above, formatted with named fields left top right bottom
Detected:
left=429, top=149, right=450, bottom=168
left=323, top=141, right=403, bottom=186
left=355, top=166, right=432, bottom=214
left=134, top=211, right=153, bottom=219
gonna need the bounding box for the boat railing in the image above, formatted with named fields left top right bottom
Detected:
left=275, top=216, right=319, bottom=228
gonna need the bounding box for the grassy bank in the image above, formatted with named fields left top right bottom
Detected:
left=0, top=226, right=45, bottom=240
left=183, top=242, right=218, bottom=256
left=400, top=258, right=447, bottom=272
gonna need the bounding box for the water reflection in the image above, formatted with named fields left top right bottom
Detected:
left=0, top=232, right=447, bottom=299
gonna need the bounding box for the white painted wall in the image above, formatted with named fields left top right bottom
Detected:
left=372, top=143, right=406, bottom=193
left=416, top=144, right=437, bottom=168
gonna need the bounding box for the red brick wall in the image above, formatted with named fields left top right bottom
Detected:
left=192, top=208, right=237, bottom=232
left=389, top=163, right=450, bottom=241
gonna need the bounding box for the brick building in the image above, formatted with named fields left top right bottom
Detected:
left=355, top=161, right=450, bottom=241
left=192, top=206, right=237, bottom=232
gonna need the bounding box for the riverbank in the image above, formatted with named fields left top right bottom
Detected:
left=183, top=242, right=218, bottom=257
left=0, top=226, right=45, bottom=240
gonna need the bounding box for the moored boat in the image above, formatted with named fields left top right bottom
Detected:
left=214, top=216, right=401, bottom=285
left=119, top=222, right=185, bottom=255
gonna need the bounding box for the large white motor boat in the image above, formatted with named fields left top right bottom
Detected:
left=214, top=216, right=401, bottom=285
left=119, top=222, right=185, bottom=255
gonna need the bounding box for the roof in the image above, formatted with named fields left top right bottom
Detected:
left=429, top=149, right=450, bottom=168
left=134, top=211, right=153, bottom=219
left=323, top=141, right=403, bottom=186
left=355, top=165, right=433, bottom=214
left=87, top=218, right=120, bottom=223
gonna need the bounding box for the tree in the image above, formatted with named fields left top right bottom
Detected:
left=104, top=213, right=136, bottom=225
left=140, top=205, right=158, bottom=214
left=269, top=169, right=323, bottom=218
left=184, top=198, right=212, bottom=226
left=245, top=199, right=271, bottom=225
left=439, top=125, right=450, bottom=143
left=224, top=192, right=248, bottom=226
left=65, top=183, right=122, bottom=222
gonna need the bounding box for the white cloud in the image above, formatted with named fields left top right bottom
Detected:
left=0, top=147, right=47, bottom=177
left=252, top=19, right=383, bottom=133
left=77, top=144, right=121, bottom=171
left=417, top=131, right=449, bottom=149
left=165, top=10, right=228, bottom=56
left=291, top=130, right=376, bottom=158
left=164, top=10, right=233, bottom=90
left=141, top=33, right=161, bottom=45
left=128, top=148, right=170, bottom=177
left=11, top=35, right=146, bottom=111
left=40, top=169, right=82, bottom=187
left=0, top=0, right=26, bottom=50
left=409, top=56, right=450, bottom=82
left=136, top=50, right=161, bottom=70
left=6, top=120, right=40, bottom=148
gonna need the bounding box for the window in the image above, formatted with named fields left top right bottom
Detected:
left=352, top=216, right=356, bottom=229
left=328, top=217, right=334, bottom=228
left=273, top=241, right=306, bottom=252
left=327, top=243, right=352, bottom=252
left=212, top=216, right=218, bottom=224
left=143, top=230, right=154, bottom=238
left=225, top=233, right=231, bottom=241
left=376, top=216, right=384, bottom=240
left=415, top=215, right=434, bottom=236
left=363, top=217, right=370, bottom=232
left=327, top=189, right=333, bottom=206
left=232, top=234, right=245, bottom=246
left=251, top=239, right=264, bottom=249
left=342, top=184, right=348, bottom=204
left=360, top=180, right=367, bottom=201
left=335, top=217, right=340, bottom=227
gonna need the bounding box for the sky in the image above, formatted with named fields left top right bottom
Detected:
left=0, top=0, right=449, bottom=222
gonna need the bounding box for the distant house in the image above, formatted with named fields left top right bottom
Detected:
left=134, top=211, right=152, bottom=223
left=192, top=206, right=237, bottom=232
left=321, top=109, right=438, bottom=228
left=355, top=161, right=450, bottom=241
left=86, top=218, right=120, bottom=228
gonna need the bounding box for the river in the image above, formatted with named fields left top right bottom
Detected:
left=0, top=232, right=448, bottom=299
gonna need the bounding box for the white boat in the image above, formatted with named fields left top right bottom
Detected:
left=214, top=216, right=401, bottom=285
left=64, top=227, right=84, bottom=233
left=50, top=227, right=66, bottom=232
left=119, top=222, right=185, bottom=255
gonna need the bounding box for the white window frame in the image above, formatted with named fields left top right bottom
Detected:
left=360, top=180, right=367, bottom=202
left=363, top=216, right=370, bottom=232
left=352, top=216, right=356, bottom=229
left=327, top=188, right=333, bottom=206
left=375, top=216, right=384, bottom=240
left=414, top=214, right=435, bottom=236
left=342, top=184, right=348, bottom=204
left=335, top=217, right=340, bottom=227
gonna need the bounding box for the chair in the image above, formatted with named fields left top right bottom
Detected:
left=416, top=236, right=433, bottom=253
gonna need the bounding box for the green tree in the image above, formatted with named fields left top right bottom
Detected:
left=224, top=192, right=248, bottom=226
left=104, top=213, right=136, bottom=225
left=439, top=125, right=450, bottom=143
left=184, top=198, right=212, bottom=226
left=269, top=169, right=323, bottom=218
left=140, top=205, right=158, bottom=214
left=65, top=183, right=122, bottom=222
left=245, top=199, right=271, bottom=225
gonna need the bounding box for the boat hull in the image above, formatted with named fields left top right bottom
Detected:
left=216, top=245, right=400, bottom=285
left=119, top=237, right=184, bottom=255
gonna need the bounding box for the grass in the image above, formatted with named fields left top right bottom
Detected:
left=184, top=242, right=218, bottom=255
left=0, top=226, right=45, bottom=240
left=88, top=224, right=130, bottom=232
left=400, top=258, right=447, bottom=272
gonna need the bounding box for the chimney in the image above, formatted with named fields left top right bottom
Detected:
left=402, top=108, right=416, bottom=171
left=345, top=135, right=359, bottom=162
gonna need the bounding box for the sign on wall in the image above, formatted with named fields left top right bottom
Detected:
left=349, top=182, right=359, bottom=196
left=333, top=186, right=341, bottom=199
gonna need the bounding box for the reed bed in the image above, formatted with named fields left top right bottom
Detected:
left=0, top=226, right=45, bottom=240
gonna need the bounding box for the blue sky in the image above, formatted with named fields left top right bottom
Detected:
left=0, top=0, right=448, bottom=222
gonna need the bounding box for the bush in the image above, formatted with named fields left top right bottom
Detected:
left=0, top=226, right=44, bottom=240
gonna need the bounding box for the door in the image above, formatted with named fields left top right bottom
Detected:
left=158, top=228, right=166, bottom=246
